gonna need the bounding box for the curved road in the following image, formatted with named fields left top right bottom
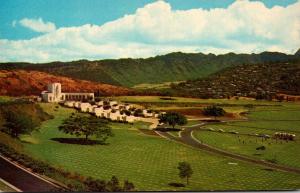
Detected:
left=155, top=123, right=300, bottom=175
left=0, top=156, right=62, bottom=192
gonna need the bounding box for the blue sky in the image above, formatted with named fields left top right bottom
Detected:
left=0, top=0, right=299, bottom=62
left=0, top=0, right=297, bottom=40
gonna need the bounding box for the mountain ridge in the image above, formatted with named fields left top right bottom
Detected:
left=0, top=51, right=299, bottom=87
left=170, top=62, right=300, bottom=99
left=0, top=70, right=132, bottom=96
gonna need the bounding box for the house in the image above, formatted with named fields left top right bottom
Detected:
left=111, top=104, right=120, bottom=110
left=74, top=102, right=81, bottom=109
left=124, top=104, right=132, bottom=110
left=143, top=109, right=153, bottom=117
left=62, top=97, right=161, bottom=125
left=110, top=110, right=123, bottom=121
left=90, top=105, right=98, bottom=113
left=109, top=101, right=118, bottom=106
left=64, top=101, right=75, bottom=107
left=125, top=115, right=138, bottom=123
left=80, top=103, right=92, bottom=112
left=96, top=101, right=104, bottom=106
left=41, top=83, right=94, bottom=102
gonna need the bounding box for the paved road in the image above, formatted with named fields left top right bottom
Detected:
left=155, top=123, right=300, bottom=175
left=0, top=156, right=61, bottom=192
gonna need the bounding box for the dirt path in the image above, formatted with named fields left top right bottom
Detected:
left=155, top=123, right=300, bottom=175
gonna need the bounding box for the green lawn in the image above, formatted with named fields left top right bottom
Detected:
left=167, top=131, right=180, bottom=137
left=194, top=104, right=300, bottom=169
left=0, top=179, right=16, bottom=192
left=132, top=81, right=183, bottom=90
left=0, top=96, right=14, bottom=102
left=151, top=106, right=246, bottom=114
left=186, top=120, right=202, bottom=126
left=111, top=96, right=291, bottom=106
left=193, top=130, right=300, bottom=169
left=22, top=103, right=300, bottom=191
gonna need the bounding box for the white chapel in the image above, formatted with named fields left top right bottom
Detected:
left=41, top=83, right=94, bottom=102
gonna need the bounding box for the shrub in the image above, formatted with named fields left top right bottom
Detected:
left=266, top=158, right=278, bottom=164
left=160, top=97, right=176, bottom=100
left=168, top=182, right=185, bottom=187
left=203, top=105, right=225, bottom=119
left=256, top=146, right=266, bottom=150
left=121, top=110, right=131, bottom=116
left=103, top=105, right=111, bottom=110
left=155, top=128, right=181, bottom=132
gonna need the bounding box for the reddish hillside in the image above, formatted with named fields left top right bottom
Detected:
left=0, top=70, right=132, bottom=96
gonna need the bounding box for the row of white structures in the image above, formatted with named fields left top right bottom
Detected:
left=63, top=101, right=160, bottom=123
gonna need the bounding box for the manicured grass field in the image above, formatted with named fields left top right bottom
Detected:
left=0, top=179, right=16, bottom=192
left=23, top=103, right=300, bottom=191
left=112, top=96, right=294, bottom=119
left=186, top=120, right=202, bottom=126
left=193, top=130, right=300, bottom=169
left=194, top=104, right=300, bottom=169
left=112, top=96, right=288, bottom=106
left=0, top=96, right=13, bottom=102
left=132, top=81, right=183, bottom=90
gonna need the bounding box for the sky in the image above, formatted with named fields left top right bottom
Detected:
left=0, top=0, right=299, bottom=62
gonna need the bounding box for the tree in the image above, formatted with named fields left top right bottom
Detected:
left=177, top=162, right=193, bottom=185
left=159, top=112, right=187, bottom=128
left=84, top=177, right=107, bottom=191
left=163, top=90, right=173, bottom=99
left=121, top=109, right=131, bottom=116
left=203, top=105, right=225, bottom=120
left=59, top=114, right=113, bottom=142
left=133, top=109, right=143, bottom=117
left=2, top=111, right=39, bottom=138
left=84, top=176, right=135, bottom=192
left=106, top=176, right=122, bottom=192
left=123, top=180, right=135, bottom=191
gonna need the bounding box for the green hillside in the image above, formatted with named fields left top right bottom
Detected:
left=0, top=51, right=298, bottom=87
left=169, top=62, right=300, bottom=99
left=0, top=101, right=52, bottom=129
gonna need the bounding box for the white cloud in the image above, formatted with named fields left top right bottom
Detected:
left=19, top=17, right=56, bottom=33
left=12, top=20, right=17, bottom=27
left=1, top=0, right=300, bottom=62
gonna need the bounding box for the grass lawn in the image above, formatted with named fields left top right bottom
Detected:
left=193, top=130, right=300, bottom=169
left=132, top=81, right=183, bottom=90
left=194, top=104, right=300, bottom=169
left=186, top=120, right=202, bottom=126
left=0, top=96, right=14, bottom=102
left=0, top=179, right=16, bottom=192
left=167, top=131, right=180, bottom=137
left=101, top=121, right=152, bottom=131
left=111, top=96, right=292, bottom=119
left=22, top=103, right=300, bottom=191
left=152, top=106, right=247, bottom=113
left=111, top=96, right=290, bottom=106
